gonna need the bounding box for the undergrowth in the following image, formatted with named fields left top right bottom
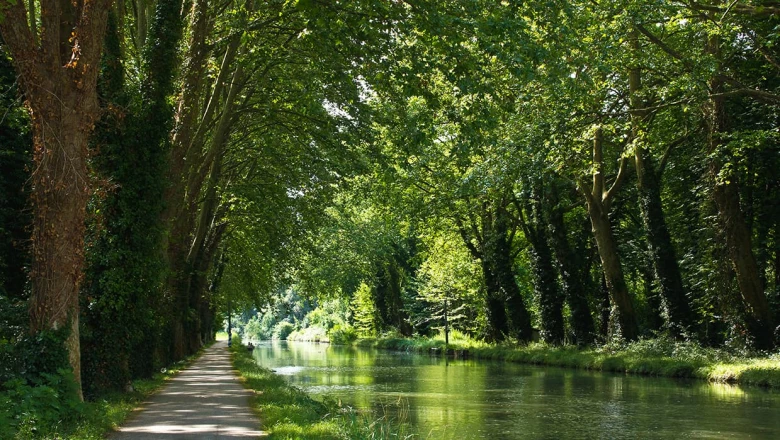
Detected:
left=0, top=341, right=208, bottom=439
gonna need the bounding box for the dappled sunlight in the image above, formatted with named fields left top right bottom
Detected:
left=112, top=342, right=266, bottom=439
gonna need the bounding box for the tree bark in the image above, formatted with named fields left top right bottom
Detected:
left=629, top=29, right=694, bottom=337
left=1, top=0, right=112, bottom=400
left=523, top=190, right=564, bottom=345
left=707, top=37, right=775, bottom=349
left=579, top=127, right=638, bottom=341
left=546, top=183, right=595, bottom=345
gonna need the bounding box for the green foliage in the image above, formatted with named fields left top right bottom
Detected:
left=350, top=283, right=379, bottom=338
left=272, top=321, right=297, bottom=340
left=1, top=368, right=83, bottom=438
left=243, top=312, right=278, bottom=341
left=288, top=326, right=328, bottom=343
left=0, top=328, right=82, bottom=439
left=327, top=324, right=357, bottom=345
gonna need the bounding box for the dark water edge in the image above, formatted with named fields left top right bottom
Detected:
left=252, top=341, right=780, bottom=439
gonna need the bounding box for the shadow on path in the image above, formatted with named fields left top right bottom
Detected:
left=111, top=341, right=265, bottom=439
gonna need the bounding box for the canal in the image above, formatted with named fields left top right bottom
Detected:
left=252, top=341, right=780, bottom=439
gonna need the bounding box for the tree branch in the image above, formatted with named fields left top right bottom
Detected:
left=635, top=23, right=694, bottom=71
left=687, top=1, right=780, bottom=17
left=603, top=156, right=628, bottom=208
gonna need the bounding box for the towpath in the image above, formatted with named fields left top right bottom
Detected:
left=111, top=341, right=265, bottom=439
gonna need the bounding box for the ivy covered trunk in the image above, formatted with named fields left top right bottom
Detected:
left=707, top=38, right=774, bottom=350
left=527, top=227, right=564, bottom=344
left=0, top=0, right=112, bottom=400
left=485, top=208, right=533, bottom=342
left=545, top=184, right=594, bottom=345
left=635, top=154, right=694, bottom=336
left=628, top=33, right=694, bottom=337
left=480, top=258, right=511, bottom=342
left=524, top=192, right=564, bottom=345
left=82, top=0, right=185, bottom=393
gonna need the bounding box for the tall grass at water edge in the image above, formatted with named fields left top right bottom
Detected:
left=229, top=337, right=418, bottom=439
left=357, top=331, right=780, bottom=388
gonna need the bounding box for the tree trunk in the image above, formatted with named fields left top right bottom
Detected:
left=629, top=29, right=694, bottom=336
left=599, top=273, right=610, bottom=338
left=525, top=193, right=564, bottom=345
left=488, top=207, right=533, bottom=342
left=480, top=258, right=511, bottom=342
left=579, top=127, right=638, bottom=341
left=641, top=262, right=664, bottom=332
left=587, top=199, right=639, bottom=341
left=29, top=108, right=90, bottom=398
left=1, top=0, right=112, bottom=400
left=636, top=155, right=694, bottom=335
left=546, top=184, right=595, bottom=345
left=707, top=38, right=774, bottom=350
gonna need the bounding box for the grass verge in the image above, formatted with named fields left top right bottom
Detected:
left=229, top=338, right=415, bottom=439
left=356, top=333, right=780, bottom=388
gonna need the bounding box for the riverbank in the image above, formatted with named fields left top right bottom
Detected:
left=355, top=334, right=780, bottom=388
left=229, top=339, right=412, bottom=439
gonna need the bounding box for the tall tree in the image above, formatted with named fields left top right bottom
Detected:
left=577, top=127, right=638, bottom=341
left=0, top=0, right=112, bottom=398
left=519, top=180, right=565, bottom=345
left=627, top=25, right=694, bottom=337
left=81, top=0, right=185, bottom=395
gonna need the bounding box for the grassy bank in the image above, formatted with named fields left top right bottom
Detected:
left=2, top=345, right=208, bottom=439
left=356, top=332, right=780, bottom=388
left=229, top=339, right=413, bottom=439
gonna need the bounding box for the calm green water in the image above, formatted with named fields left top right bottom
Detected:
left=252, top=341, right=780, bottom=439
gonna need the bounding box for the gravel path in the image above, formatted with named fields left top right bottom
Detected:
left=111, top=341, right=265, bottom=439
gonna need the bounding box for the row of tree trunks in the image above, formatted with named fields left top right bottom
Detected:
left=163, top=0, right=245, bottom=360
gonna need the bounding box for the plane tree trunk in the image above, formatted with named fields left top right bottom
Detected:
left=0, top=0, right=112, bottom=400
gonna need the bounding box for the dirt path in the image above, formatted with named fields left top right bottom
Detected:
left=111, top=341, right=265, bottom=439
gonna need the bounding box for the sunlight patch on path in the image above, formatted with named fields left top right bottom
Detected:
left=111, top=341, right=266, bottom=439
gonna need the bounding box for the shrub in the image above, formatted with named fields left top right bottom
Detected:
left=272, top=321, right=296, bottom=340
left=289, top=326, right=328, bottom=342
left=328, top=324, right=357, bottom=345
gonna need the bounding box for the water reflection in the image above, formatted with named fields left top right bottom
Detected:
left=252, top=341, right=780, bottom=439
